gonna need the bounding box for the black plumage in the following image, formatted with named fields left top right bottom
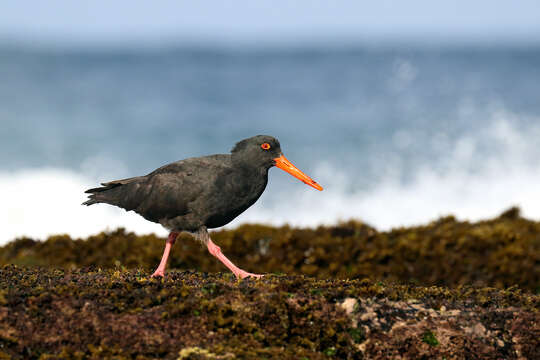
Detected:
left=83, top=135, right=322, bottom=278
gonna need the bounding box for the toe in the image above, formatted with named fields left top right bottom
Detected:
left=238, top=272, right=263, bottom=279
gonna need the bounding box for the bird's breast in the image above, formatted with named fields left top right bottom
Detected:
left=202, top=167, right=268, bottom=228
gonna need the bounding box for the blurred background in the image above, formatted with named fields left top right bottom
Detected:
left=1, top=1, right=540, bottom=243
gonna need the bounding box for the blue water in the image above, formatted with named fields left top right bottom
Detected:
left=1, top=44, right=540, bottom=241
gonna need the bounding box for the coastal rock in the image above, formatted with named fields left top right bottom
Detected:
left=0, top=267, right=537, bottom=359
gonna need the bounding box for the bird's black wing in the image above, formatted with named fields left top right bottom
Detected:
left=83, top=155, right=232, bottom=224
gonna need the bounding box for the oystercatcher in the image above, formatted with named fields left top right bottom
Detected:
left=83, top=135, right=323, bottom=278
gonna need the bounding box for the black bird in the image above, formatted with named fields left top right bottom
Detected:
left=83, top=135, right=323, bottom=278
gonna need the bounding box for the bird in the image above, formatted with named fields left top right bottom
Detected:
left=83, top=135, right=323, bottom=279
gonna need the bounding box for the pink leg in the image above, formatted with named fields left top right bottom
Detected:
left=207, top=238, right=263, bottom=279
left=151, top=232, right=178, bottom=277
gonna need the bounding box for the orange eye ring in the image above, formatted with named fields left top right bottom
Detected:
left=261, top=143, right=271, bottom=150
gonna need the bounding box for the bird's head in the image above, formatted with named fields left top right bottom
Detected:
left=231, top=135, right=323, bottom=191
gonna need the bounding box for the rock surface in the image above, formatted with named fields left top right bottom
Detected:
left=1, top=208, right=538, bottom=358
left=1, top=207, right=538, bottom=292
left=0, top=267, right=538, bottom=359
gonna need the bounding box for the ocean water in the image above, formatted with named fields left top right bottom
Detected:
left=1, top=45, right=540, bottom=243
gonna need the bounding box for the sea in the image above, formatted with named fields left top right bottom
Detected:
left=1, top=43, right=540, bottom=243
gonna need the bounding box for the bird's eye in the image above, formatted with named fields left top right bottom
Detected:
left=261, top=143, right=271, bottom=150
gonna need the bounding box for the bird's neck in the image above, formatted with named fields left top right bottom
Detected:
left=236, top=161, right=269, bottom=180
left=231, top=154, right=272, bottom=173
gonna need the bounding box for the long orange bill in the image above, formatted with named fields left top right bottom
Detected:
left=274, top=154, right=323, bottom=191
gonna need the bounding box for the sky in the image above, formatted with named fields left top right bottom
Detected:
left=1, top=1, right=540, bottom=47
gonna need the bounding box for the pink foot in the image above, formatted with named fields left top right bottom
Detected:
left=236, top=270, right=264, bottom=279
left=207, top=239, right=263, bottom=279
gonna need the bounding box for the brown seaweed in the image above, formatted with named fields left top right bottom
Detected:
left=0, top=267, right=538, bottom=359
left=1, top=207, right=538, bottom=292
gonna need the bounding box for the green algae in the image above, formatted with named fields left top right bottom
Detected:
left=422, top=330, right=439, bottom=346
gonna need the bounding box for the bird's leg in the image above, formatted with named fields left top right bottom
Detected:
left=151, top=232, right=178, bottom=277
left=198, top=227, right=262, bottom=279
left=207, top=239, right=263, bottom=279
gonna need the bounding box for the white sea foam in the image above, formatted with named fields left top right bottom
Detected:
left=0, top=168, right=167, bottom=244
left=2, top=117, right=540, bottom=244
left=236, top=115, right=540, bottom=230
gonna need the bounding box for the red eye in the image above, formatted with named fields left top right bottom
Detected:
left=261, top=143, right=271, bottom=150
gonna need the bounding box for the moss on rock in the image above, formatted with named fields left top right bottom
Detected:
left=1, top=208, right=539, bottom=292
left=0, top=209, right=539, bottom=358
left=0, top=267, right=538, bottom=359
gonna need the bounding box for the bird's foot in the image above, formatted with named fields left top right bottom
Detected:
left=235, top=270, right=264, bottom=279
left=151, top=269, right=165, bottom=278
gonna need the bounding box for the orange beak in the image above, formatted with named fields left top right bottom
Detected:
left=274, top=155, right=323, bottom=191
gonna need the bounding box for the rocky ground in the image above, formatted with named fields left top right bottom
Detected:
left=0, top=208, right=538, bottom=359
left=0, top=267, right=538, bottom=359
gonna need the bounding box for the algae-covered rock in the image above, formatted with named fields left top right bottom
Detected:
left=1, top=208, right=539, bottom=292
left=0, top=210, right=538, bottom=358
left=0, top=267, right=538, bottom=359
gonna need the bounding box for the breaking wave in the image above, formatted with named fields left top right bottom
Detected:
left=2, top=118, right=540, bottom=244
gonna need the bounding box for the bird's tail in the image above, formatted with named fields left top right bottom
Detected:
left=82, top=176, right=144, bottom=206
left=82, top=183, right=120, bottom=206
left=82, top=198, right=99, bottom=206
